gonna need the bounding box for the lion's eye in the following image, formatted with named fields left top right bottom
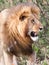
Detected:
left=20, top=15, right=27, bottom=21
left=31, top=19, right=35, bottom=24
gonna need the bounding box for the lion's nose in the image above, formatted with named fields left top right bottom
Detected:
left=39, top=27, right=43, bottom=31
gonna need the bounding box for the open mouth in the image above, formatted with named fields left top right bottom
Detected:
left=28, top=31, right=38, bottom=41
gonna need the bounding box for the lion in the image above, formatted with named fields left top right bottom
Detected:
left=0, top=2, right=43, bottom=65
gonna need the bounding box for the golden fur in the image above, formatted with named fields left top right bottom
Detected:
left=0, top=2, right=43, bottom=56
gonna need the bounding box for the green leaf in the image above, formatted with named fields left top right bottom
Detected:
left=32, top=45, right=40, bottom=53
left=42, top=61, right=48, bottom=65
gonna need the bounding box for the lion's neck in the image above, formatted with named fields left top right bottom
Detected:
left=8, top=28, right=33, bottom=56
left=7, top=21, right=33, bottom=56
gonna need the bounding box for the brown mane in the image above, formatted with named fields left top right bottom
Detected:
left=0, top=2, right=40, bottom=56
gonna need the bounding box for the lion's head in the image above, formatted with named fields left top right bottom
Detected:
left=0, top=2, right=43, bottom=55
left=16, top=3, right=43, bottom=42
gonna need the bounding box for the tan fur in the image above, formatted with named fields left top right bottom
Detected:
left=0, top=2, right=43, bottom=65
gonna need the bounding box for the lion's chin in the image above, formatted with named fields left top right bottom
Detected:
left=30, top=36, right=38, bottom=41
left=28, top=31, right=39, bottom=42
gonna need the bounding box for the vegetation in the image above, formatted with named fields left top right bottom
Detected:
left=0, top=0, right=49, bottom=65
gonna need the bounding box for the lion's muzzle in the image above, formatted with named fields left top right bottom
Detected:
left=28, top=24, right=43, bottom=41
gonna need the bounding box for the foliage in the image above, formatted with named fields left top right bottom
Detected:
left=42, top=61, right=48, bottom=65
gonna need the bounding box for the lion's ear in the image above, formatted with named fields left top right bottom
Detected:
left=31, top=5, right=40, bottom=19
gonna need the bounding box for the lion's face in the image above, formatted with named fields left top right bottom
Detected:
left=16, top=3, right=43, bottom=42
left=0, top=2, right=43, bottom=55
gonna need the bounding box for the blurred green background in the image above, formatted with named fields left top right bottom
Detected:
left=0, top=0, right=49, bottom=65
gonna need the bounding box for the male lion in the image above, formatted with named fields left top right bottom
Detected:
left=0, top=2, right=43, bottom=65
